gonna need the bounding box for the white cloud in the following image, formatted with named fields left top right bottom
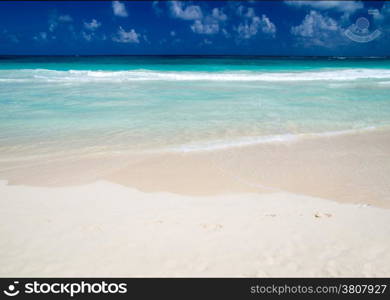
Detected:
left=233, top=5, right=276, bottom=40
left=237, top=6, right=256, bottom=18
left=291, top=10, right=343, bottom=47
left=190, top=7, right=227, bottom=35
left=235, top=14, right=276, bottom=39
left=58, top=15, right=73, bottom=22
left=169, top=1, right=203, bottom=20
left=285, top=1, right=364, bottom=14
left=260, top=15, right=277, bottom=35
left=48, top=13, right=73, bottom=32
left=112, top=26, right=140, bottom=43
left=84, top=19, right=101, bottom=31
left=212, top=8, right=227, bottom=21
left=291, top=10, right=338, bottom=37
left=372, top=3, right=390, bottom=23
left=191, top=19, right=220, bottom=35
left=112, top=1, right=128, bottom=17
left=82, top=31, right=93, bottom=42
left=165, top=3, right=227, bottom=37
left=167, top=3, right=275, bottom=40
left=33, top=32, right=47, bottom=41
left=370, top=3, right=390, bottom=36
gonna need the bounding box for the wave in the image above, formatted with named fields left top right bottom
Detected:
left=168, top=127, right=377, bottom=153
left=1, top=68, right=390, bottom=83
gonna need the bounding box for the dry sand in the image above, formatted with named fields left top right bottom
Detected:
left=1, top=180, right=390, bottom=277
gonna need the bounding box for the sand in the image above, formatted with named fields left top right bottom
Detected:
left=1, top=129, right=390, bottom=207
left=108, top=128, right=390, bottom=208
left=1, top=180, right=390, bottom=277
left=1, top=129, right=390, bottom=277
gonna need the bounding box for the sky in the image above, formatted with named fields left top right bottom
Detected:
left=0, top=1, right=389, bottom=56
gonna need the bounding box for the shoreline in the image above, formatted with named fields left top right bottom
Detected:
left=1, top=128, right=390, bottom=277
left=0, top=128, right=389, bottom=208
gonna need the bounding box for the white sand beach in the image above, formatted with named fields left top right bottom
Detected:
left=1, top=130, right=390, bottom=277
left=1, top=180, right=390, bottom=277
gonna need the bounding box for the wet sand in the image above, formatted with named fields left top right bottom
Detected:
left=1, top=129, right=390, bottom=208
left=107, top=129, right=390, bottom=208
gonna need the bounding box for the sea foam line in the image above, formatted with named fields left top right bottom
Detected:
left=1, top=68, right=390, bottom=82
left=167, top=127, right=378, bottom=153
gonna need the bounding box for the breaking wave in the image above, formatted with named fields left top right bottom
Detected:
left=1, top=68, right=390, bottom=83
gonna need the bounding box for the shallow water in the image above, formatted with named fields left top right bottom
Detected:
left=0, top=56, right=390, bottom=160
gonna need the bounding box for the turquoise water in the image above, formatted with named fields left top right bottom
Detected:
left=1, top=56, right=390, bottom=159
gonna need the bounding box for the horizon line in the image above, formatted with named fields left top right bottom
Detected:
left=0, top=54, right=389, bottom=58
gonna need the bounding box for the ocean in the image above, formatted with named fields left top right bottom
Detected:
left=1, top=56, right=390, bottom=161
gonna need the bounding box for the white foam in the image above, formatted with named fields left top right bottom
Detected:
left=1, top=68, right=390, bottom=83
left=168, top=127, right=377, bottom=153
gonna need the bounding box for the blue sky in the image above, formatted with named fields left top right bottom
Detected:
left=0, top=1, right=389, bottom=56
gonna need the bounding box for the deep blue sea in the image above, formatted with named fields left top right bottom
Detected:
left=0, top=56, right=389, bottom=160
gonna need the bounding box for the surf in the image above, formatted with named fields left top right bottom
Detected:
left=1, top=68, right=390, bottom=83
